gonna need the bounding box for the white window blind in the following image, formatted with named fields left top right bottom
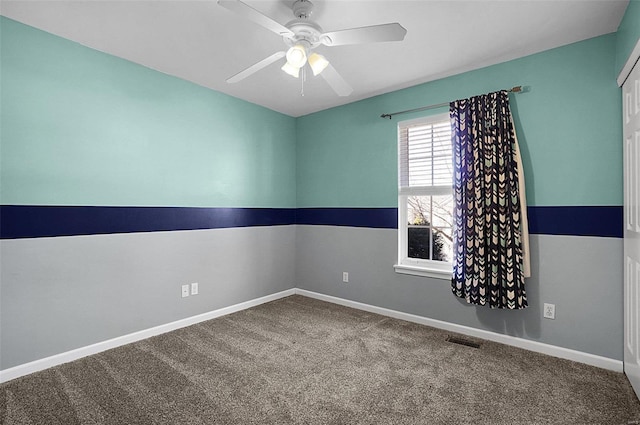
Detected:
left=399, top=119, right=453, bottom=189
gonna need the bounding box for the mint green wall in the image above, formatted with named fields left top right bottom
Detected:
left=616, top=0, right=640, bottom=75
left=0, top=17, right=296, bottom=208
left=1, top=16, right=626, bottom=211
left=296, top=34, right=621, bottom=208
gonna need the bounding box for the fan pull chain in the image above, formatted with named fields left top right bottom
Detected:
left=301, top=66, right=305, bottom=97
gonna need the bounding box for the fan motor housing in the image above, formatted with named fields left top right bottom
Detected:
left=284, top=19, right=323, bottom=48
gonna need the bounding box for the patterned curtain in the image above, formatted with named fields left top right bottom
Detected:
left=450, top=90, right=528, bottom=309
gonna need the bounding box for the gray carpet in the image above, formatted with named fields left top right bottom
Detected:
left=1, top=295, right=639, bottom=424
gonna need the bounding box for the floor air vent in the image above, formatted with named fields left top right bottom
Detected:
left=446, top=336, right=481, bottom=349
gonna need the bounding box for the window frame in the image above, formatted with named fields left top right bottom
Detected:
left=394, top=113, right=453, bottom=280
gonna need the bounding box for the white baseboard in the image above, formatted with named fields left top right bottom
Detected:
left=0, top=288, right=296, bottom=384
left=295, top=289, right=623, bottom=372
left=1, top=287, right=622, bottom=383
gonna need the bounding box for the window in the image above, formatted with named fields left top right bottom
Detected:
left=394, top=113, right=454, bottom=279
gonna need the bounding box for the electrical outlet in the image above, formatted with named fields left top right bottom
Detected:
left=342, top=272, right=349, bottom=283
left=181, top=284, right=190, bottom=298
left=543, top=303, right=555, bottom=319
left=191, top=282, right=199, bottom=295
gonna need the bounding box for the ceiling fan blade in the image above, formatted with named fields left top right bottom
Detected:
left=320, top=63, right=353, bottom=97
left=321, top=23, right=407, bottom=46
left=226, top=51, right=286, bottom=83
left=218, top=0, right=294, bottom=38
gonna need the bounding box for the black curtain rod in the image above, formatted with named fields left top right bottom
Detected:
left=380, top=86, right=523, bottom=120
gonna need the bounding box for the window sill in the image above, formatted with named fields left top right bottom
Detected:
left=393, top=264, right=452, bottom=280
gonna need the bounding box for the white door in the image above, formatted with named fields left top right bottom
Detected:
left=624, top=58, right=640, bottom=399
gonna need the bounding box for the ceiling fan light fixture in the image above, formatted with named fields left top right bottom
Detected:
left=219, top=0, right=403, bottom=97
left=308, top=53, right=329, bottom=76
left=286, top=44, right=307, bottom=68
left=281, top=61, right=300, bottom=78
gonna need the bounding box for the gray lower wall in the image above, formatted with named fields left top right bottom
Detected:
left=0, top=226, right=296, bottom=370
left=1, top=223, right=624, bottom=370
left=295, top=225, right=623, bottom=361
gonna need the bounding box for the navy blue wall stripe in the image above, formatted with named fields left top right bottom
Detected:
left=0, top=205, right=622, bottom=239
left=296, top=208, right=398, bottom=229
left=526, top=205, right=622, bottom=238
left=0, top=206, right=296, bottom=239
left=296, top=206, right=622, bottom=238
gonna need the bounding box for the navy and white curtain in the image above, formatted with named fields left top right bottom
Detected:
left=450, top=90, right=530, bottom=310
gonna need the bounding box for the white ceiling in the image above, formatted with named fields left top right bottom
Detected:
left=1, top=0, right=629, bottom=117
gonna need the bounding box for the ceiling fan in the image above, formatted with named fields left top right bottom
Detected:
left=217, top=0, right=407, bottom=96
